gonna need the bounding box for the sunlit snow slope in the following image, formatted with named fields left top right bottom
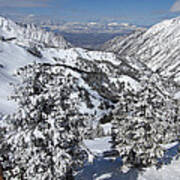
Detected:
left=103, top=17, right=180, bottom=86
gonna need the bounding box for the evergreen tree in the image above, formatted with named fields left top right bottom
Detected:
left=111, top=74, right=179, bottom=168
left=0, top=63, right=91, bottom=180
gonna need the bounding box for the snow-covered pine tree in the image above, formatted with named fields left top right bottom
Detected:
left=0, top=63, right=91, bottom=180
left=138, top=74, right=179, bottom=143
left=111, top=74, right=179, bottom=168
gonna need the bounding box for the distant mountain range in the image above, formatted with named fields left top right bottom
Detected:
left=42, top=21, right=146, bottom=34
left=4, top=14, right=146, bottom=34
left=1, top=14, right=147, bottom=49
left=42, top=22, right=146, bottom=49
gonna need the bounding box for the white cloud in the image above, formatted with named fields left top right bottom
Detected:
left=170, top=0, right=180, bottom=12
left=0, top=0, right=50, bottom=8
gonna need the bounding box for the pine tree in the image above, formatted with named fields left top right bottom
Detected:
left=0, top=63, right=91, bottom=180
left=111, top=74, right=179, bottom=168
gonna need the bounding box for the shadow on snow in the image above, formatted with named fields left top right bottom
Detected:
left=75, top=142, right=180, bottom=180
left=75, top=157, right=139, bottom=180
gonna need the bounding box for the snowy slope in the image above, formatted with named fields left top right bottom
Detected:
left=103, top=17, right=180, bottom=86
left=0, top=16, right=71, bottom=49
left=128, top=17, right=180, bottom=81
left=77, top=137, right=180, bottom=180
left=0, top=42, right=106, bottom=117
left=0, top=41, right=51, bottom=113
left=101, top=29, right=146, bottom=54
left=0, top=43, right=172, bottom=118
left=41, top=47, right=150, bottom=84
left=0, top=40, right=141, bottom=119
left=0, top=17, right=115, bottom=116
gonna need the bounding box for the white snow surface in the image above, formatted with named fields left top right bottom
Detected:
left=79, top=137, right=180, bottom=180
left=42, top=47, right=119, bottom=66
left=84, top=137, right=111, bottom=154
left=0, top=42, right=47, bottom=113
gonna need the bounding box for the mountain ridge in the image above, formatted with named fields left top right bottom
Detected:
left=102, top=17, right=180, bottom=88
left=0, top=16, right=71, bottom=49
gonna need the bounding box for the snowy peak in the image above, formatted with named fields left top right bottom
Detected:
left=0, top=16, right=71, bottom=49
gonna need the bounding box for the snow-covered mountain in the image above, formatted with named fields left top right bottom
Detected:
left=0, top=16, right=175, bottom=117
left=100, top=29, right=146, bottom=52
left=102, top=17, right=180, bottom=87
left=0, top=16, right=71, bottom=49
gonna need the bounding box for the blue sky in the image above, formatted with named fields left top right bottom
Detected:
left=0, top=0, right=180, bottom=25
